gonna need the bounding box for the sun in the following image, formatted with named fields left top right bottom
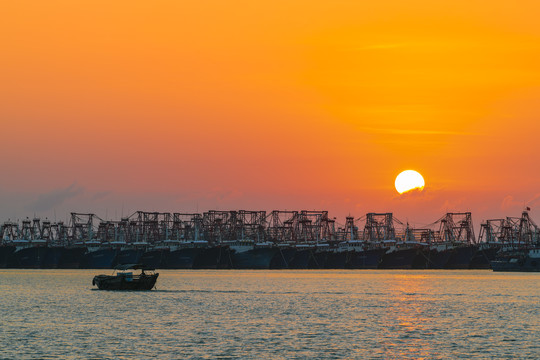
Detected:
left=395, top=170, right=425, bottom=194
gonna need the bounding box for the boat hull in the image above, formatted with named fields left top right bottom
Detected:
left=139, top=249, right=169, bottom=269
left=92, top=273, right=159, bottom=290
left=270, top=248, right=297, bottom=269
left=113, top=249, right=145, bottom=268
left=347, top=248, right=386, bottom=269
left=324, top=251, right=348, bottom=269
left=232, top=248, right=279, bottom=269
left=58, top=247, right=86, bottom=269
left=80, top=248, right=117, bottom=269
left=193, top=246, right=232, bottom=269
left=308, top=250, right=329, bottom=269
left=13, top=247, right=48, bottom=268
left=379, top=248, right=420, bottom=269
left=469, top=245, right=501, bottom=269
left=425, top=248, right=453, bottom=269
left=166, top=248, right=202, bottom=269
left=0, top=245, right=16, bottom=268
left=288, top=249, right=313, bottom=269
left=42, top=247, right=63, bottom=269
left=491, top=250, right=540, bottom=272
left=446, top=245, right=476, bottom=269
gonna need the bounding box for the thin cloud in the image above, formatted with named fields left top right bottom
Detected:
left=440, top=198, right=466, bottom=212
left=526, top=193, right=540, bottom=208
left=205, top=188, right=243, bottom=203
left=393, top=186, right=433, bottom=201
left=92, top=191, right=111, bottom=201
left=359, top=43, right=410, bottom=50
left=29, top=183, right=84, bottom=212
left=500, top=195, right=522, bottom=211
left=359, top=127, right=473, bottom=136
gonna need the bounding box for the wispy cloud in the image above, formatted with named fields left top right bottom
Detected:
left=359, top=43, right=410, bottom=50
left=526, top=193, right=540, bottom=208
left=393, top=186, right=433, bottom=201
left=92, top=191, right=111, bottom=201
left=500, top=195, right=523, bottom=211
left=204, top=188, right=243, bottom=203
left=29, top=183, right=84, bottom=212
left=440, top=198, right=466, bottom=213
left=499, top=194, right=540, bottom=212
left=359, top=127, right=472, bottom=136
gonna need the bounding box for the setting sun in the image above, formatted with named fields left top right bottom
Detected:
left=395, top=170, right=425, bottom=194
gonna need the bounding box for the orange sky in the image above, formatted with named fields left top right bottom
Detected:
left=2, top=0, right=540, bottom=229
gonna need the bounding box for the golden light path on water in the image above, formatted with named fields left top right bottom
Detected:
left=0, top=269, right=539, bottom=359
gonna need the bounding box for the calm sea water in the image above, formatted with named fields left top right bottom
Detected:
left=1, top=270, right=539, bottom=359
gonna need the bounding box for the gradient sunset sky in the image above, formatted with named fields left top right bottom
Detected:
left=2, top=1, right=540, bottom=228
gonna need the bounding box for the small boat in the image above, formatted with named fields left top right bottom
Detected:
left=92, top=264, right=159, bottom=290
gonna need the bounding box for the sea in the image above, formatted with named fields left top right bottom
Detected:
left=1, top=270, right=539, bottom=359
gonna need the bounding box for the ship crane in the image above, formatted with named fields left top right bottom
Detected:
left=70, top=213, right=99, bottom=242
left=266, top=210, right=298, bottom=244
left=435, top=212, right=476, bottom=244
left=362, top=213, right=396, bottom=241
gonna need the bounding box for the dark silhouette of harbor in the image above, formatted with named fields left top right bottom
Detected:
left=1, top=210, right=538, bottom=270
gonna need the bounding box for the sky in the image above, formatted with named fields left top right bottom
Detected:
left=2, top=0, right=540, bottom=231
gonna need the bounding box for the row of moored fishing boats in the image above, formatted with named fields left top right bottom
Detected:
left=0, top=240, right=537, bottom=270
left=1, top=210, right=539, bottom=271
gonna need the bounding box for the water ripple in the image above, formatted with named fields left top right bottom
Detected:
left=0, top=269, right=539, bottom=359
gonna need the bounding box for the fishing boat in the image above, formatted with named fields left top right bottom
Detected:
left=228, top=240, right=279, bottom=269
left=92, top=264, right=159, bottom=290
left=491, top=248, right=540, bottom=272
